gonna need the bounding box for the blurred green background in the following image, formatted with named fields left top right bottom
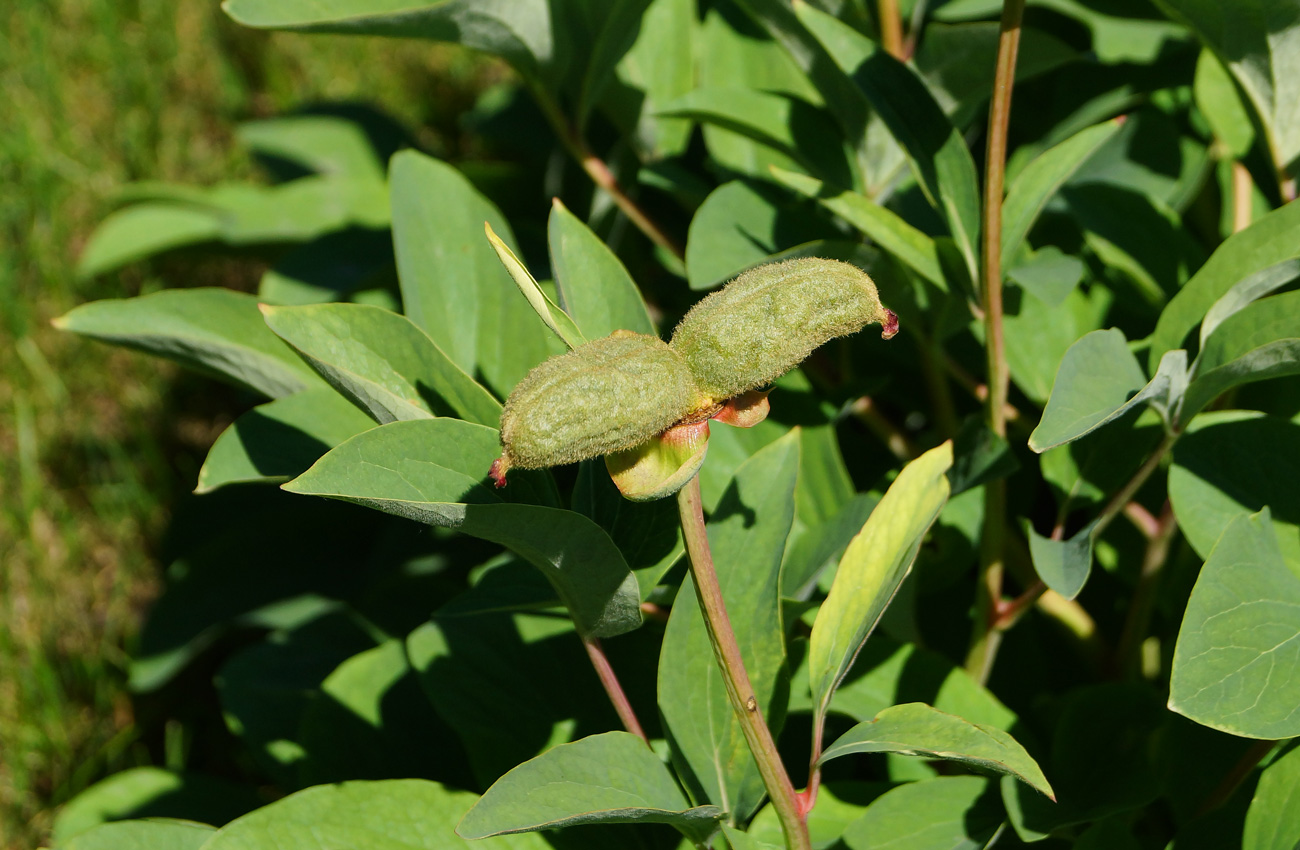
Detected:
left=0, top=2, right=497, bottom=845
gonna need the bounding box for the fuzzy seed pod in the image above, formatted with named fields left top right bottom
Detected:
left=670, top=258, right=898, bottom=402
left=493, top=331, right=709, bottom=484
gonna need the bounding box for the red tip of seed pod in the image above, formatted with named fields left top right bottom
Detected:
left=489, top=457, right=509, bottom=488
left=880, top=309, right=900, bottom=340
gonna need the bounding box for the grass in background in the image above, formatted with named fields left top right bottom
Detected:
left=0, top=2, right=499, bottom=845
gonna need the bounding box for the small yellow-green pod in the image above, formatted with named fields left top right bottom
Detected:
left=493, top=330, right=709, bottom=484
left=670, top=258, right=898, bottom=402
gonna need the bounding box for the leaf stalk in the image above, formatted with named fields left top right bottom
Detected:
left=676, top=476, right=810, bottom=850
left=582, top=636, right=649, bottom=744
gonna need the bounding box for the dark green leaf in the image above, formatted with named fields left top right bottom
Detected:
left=841, top=777, right=1003, bottom=850
left=257, top=227, right=395, bottom=307
left=577, top=0, right=655, bottom=130
left=1001, top=119, right=1123, bottom=263
left=1183, top=290, right=1300, bottom=418
left=285, top=420, right=640, bottom=638
left=1152, top=0, right=1300, bottom=173
left=658, top=432, right=799, bottom=821
left=770, top=167, right=947, bottom=289
left=1244, top=742, right=1300, bottom=850
left=1006, top=247, right=1086, bottom=309
left=54, top=288, right=318, bottom=398
left=572, top=460, right=683, bottom=600
left=459, top=732, right=722, bottom=843
left=389, top=150, right=554, bottom=396
left=820, top=702, right=1054, bottom=798
left=548, top=199, right=655, bottom=338
left=1026, top=519, right=1100, bottom=601
left=794, top=2, right=982, bottom=281
left=1150, top=200, right=1300, bottom=367
left=199, top=779, right=549, bottom=850
left=809, top=442, right=952, bottom=725
left=261, top=302, right=503, bottom=425
left=1169, top=411, right=1300, bottom=569
left=1169, top=510, right=1300, bottom=739
left=1003, top=281, right=1113, bottom=406
left=196, top=387, right=376, bottom=493
left=1030, top=328, right=1168, bottom=452
left=607, top=0, right=695, bottom=159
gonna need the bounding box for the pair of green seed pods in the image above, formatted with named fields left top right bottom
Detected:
left=490, top=257, right=897, bottom=486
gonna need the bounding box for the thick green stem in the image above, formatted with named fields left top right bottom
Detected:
left=530, top=84, right=685, bottom=260
left=966, top=0, right=1025, bottom=686
left=582, top=636, right=648, bottom=744
left=677, top=477, right=810, bottom=850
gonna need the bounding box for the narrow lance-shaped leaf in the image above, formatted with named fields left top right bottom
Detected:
left=1001, top=119, right=1123, bottom=263
left=548, top=199, right=655, bottom=339
left=809, top=442, right=953, bottom=726
left=284, top=419, right=642, bottom=639
left=1149, top=200, right=1300, bottom=367
left=76, top=203, right=222, bottom=279
left=819, top=702, right=1054, bottom=799
left=261, top=302, right=503, bottom=426
left=458, top=732, right=723, bottom=845
left=53, top=288, right=317, bottom=399
left=1169, top=509, right=1300, bottom=740
left=770, top=167, right=947, bottom=290
left=794, top=2, right=982, bottom=283
left=486, top=221, right=586, bottom=349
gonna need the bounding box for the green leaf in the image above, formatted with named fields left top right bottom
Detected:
left=222, top=0, right=555, bottom=84
left=459, top=732, right=723, bottom=843
left=820, top=703, right=1053, bottom=799
left=1198, top=259, right=1300, bottom=350
left=76, top=203, right=221, bottom=279
left=809, top=442, right=953, bottom=726
left=389, top=150, right=555, bottom=395
left=199, top=779, right=549, bottom=850
left=1193, top=49, right=1256, bottom=158
left=285, top=420, right=641, bottom=638
left=571, top=460, right=683, bottom=599
left=1244, top=742, right=1300, bottom=850
left=1168, top=411, right=1300, bottom=569
left=608, top=0, right=695, bottom=160
left=548, top=199, right=655, bottom=338
left=197, top=387, right=376, bottom=493
left=1149, top=200, right=1300, bottom=367
left=62, top=820, right=215, bottom=850
left=658, top=432, right=799, bottom=821
left=685, top=180, right=836, bottom=291
left=53, top=288, right=317, bottom=398
left=484, top=220, right=587, bottom=350
left=1183, top=290, right=1300, bottom=419
left=1001, top=119, right=1123, bottom=263
left=1169, top=510, right=1300, bottom=739
left=721, top=824, right=782, bottom=850
left=236, top=114, right=385, bottom=180
left=659, top=88, right=854, bottom=187
left=1029, top=328, right=1170, bottom=452
left=840, top=777, right=1004, bottom=850
left=52, top=768, right=260, bottom=845
left=794, top=2, right=982, bottom=282
left=576, top=0, right=654, bottom=130
left=1152, top=0, right=1300, bottom=174
left=406, top=567, right=639, bottom=786
left=1026, top=519, right=1100, bottom=601
left=1004, top=285, right=1115, bottom=407
left=1006, top=247, right=1085, bottom=309
left=770, top=167, right=947, bottom=289
left=261, top=302, right=503, bottom=426
left=257, top=228, right=396, bottom=307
